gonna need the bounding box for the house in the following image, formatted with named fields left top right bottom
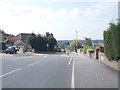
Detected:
left=12, top=33, right=31, bottom=50
left=0, top=30, right=5, bottom=50
left=0, top=29, right=14, bottom=50
left=0, top=30, right=4, bottom=42
left=14, top=40, right=26, bottom=49
left=4, top=39, right=14, bottom=48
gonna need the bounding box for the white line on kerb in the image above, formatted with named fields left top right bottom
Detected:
left=71, top=58, right=75, bottom=88
left=68, top=57, right=73, bottom=65
left=28, top=62, right=40, bottom=67
left=0, top=68, right=22, bottom=78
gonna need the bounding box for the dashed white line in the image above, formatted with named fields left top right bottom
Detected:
left=71, top=58, right=75, bottom=88
left=68, top=57, right=73, bottom=65
left=0, top=68, right=22, bottom=78
left=28, top=62, right=40, bottom=67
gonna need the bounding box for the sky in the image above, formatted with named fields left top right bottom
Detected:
left=0, top=0, right=118, bottom=40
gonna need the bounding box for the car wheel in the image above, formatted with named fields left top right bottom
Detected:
left=6, top=52, right=7, bottom=54
left=10, top=52, right=13, bottom=54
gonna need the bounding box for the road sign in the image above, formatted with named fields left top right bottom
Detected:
left=66, top=41, right=70, bottom=46
left=47, top=43, right=49, bottom=47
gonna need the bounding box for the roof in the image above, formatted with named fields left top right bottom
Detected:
left=17, top=33, right=31, bottom=36
left=14, top=40, right=26, bottom=46
left=4, top=39, right=14, bottom=43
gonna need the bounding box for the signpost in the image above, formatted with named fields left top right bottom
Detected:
left=66, top=41, right=70, bottom=55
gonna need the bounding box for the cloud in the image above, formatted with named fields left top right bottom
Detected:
left=70, top=8, right=83, bottom=16
left=0, top=2, right=117, bottom=39
left=69, top=2, right=117, bottom=17
left=0, top=3, right=56, bottom=34
left=57, top=8, right=67, bottom=16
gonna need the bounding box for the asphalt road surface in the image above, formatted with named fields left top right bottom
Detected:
left=1, top=53, right=118, bottom=88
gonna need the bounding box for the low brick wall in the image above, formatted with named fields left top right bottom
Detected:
left=17, top=49, right=25, bottom=54
left=99, top=52, right=119, bottom=71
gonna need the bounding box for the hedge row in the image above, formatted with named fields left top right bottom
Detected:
left=104, top=22, right=120, bottom=61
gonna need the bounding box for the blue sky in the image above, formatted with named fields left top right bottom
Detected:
left=0, top=0, right=118, bottom=40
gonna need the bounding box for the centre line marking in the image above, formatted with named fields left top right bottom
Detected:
left=68, top=57, right=73, bottom=65
left=0, top=68, right=22, bottom=78
left=28, top=62, right=40, bottom=67
left=71, top=58, right=75, bottom=88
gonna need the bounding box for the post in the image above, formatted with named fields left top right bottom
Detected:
left=47, top=43, right=49, bottom=52
left=76, top=30, right=78, bottom=40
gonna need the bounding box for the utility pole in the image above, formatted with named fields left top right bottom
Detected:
left=76, top=30, right=78, bottom=40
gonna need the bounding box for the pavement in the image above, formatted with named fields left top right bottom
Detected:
left=74, top=54, right=118, bottom=88
left=1, top=52, right=119, bottom=88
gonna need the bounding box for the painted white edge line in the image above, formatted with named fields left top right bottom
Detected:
left=0, top=68, right=22, bottom=78
left=68, top=57, right=73, bottom=65
left=71, top=58, right=75, bottom=88
left=28, top=62, right=40, bottom=67
left=43, top=55, right=47, bottom=57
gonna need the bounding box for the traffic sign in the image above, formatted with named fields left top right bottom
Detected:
left=66, top=41, right=70, bottom=46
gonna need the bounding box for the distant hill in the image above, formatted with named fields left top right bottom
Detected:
left=57, top=40, right=103, bottom=47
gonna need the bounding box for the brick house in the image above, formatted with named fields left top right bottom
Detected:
left=12, top=33, right=32, bottom=51
left=0, top=29, right=14, bottom=50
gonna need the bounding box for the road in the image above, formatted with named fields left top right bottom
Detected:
left=1, top=53, right=118, bottom=89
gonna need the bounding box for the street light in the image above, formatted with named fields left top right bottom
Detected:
left=76, top=30, right=78, bottom=40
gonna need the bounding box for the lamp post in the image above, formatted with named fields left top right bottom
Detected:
left=76, top=30, right=78, bottom=40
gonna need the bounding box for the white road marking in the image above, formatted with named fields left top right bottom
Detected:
left=71, top=58, right=75, bottom=88
left=68, top=57, right=73, bottom=65
left=28, top=62, right=40, bottom=67
left=43, top=55, right=47, bottom=58
left=3, top=56, right=34, bottom=61
left=60, top=55, right=70, bottom=57
left=0, top=68, right=22, bottom=78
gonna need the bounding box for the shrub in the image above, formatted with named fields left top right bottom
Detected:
left=82, top=46, right=89, bottom=54
left=104, top=22, right=120, bottom=61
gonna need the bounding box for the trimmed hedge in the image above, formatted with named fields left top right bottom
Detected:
left=104, top=22, right=120, bottom=61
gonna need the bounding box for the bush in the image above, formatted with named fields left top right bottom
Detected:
left=70, top=39, right=81, bottom=51
left=104, top=22, right=120, bottom=61
left=82, top=46, right=89, bottom=54
left=54, top=45, right=61, bottom=52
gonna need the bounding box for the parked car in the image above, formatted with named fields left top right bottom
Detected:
left=6, top=46, right=18, bottom=54
left=61, top=49, right=66, bottom=52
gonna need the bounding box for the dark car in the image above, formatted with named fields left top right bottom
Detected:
left=6, top=47, right=18, bottom=54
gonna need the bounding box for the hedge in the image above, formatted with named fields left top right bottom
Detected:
left=104, top=22, right=120, bottom=61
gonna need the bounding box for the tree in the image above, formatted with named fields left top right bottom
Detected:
left=27, top=32, right=57, bottom=52
left=85, top=37, right=92, bottom=46
left=70, top=39, right=81, bottom=51
left=27, top=33, right=36, bottom=49
left=46, top=32, right=57, bottom=51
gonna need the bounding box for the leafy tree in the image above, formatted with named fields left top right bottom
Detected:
left=27, top=32, right=57, bottom=52
left=70, top=39, right=81, bottom=51
left=85, top=37, right=92, bottom=46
